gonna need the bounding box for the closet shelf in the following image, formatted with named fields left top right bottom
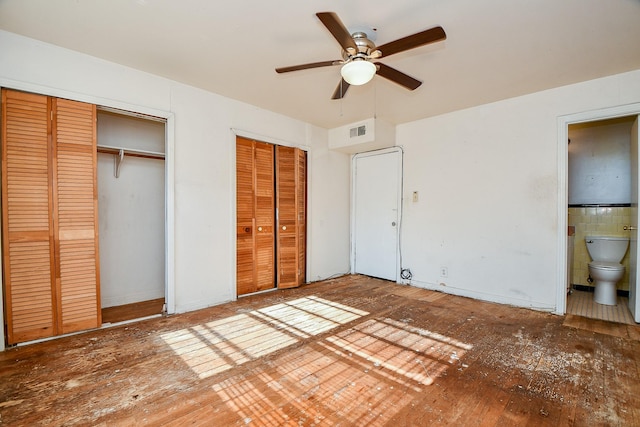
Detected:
left=98, top=145, right=164, bottom=178
left=97, top=145, right=165, bottom=160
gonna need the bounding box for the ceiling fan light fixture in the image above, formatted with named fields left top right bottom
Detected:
left=340, top=60, right=376, bottom=85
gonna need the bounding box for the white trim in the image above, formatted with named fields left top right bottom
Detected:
left=165, top=114, right=176, bottom=314
left=556, top=117, right=569, bottom=315
left=230, top=129, right=239, bottom=301
left=556, top=102, right=640, bottom=315
left=351, top=147, right=403, bottom=283
left=97, top=105, right=166, bottom=123
left=232, top=128, right=311, bottom=152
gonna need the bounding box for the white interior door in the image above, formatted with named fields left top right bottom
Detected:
left=629, top=117, right=639, bottom=322
left=353, top=149, right=401, bottom=281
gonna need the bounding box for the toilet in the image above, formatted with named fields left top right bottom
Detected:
left=585, top=236, right=628, bottom=306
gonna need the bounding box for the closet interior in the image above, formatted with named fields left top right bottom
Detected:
left=96, top=109, right=166, bottom=324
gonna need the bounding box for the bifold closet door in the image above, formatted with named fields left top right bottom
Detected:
left=1, top=89, right=101, bottom=344
left=236, top=138, right=306, bottom=295
left=52, top=98, right=101, bottom=334
left=236, top=137, right=275, bottom=295
left=1, top=90, right=56, bottom=343
left=296, top=148, right=307, bottom=286
left=276, top=146, right=306, bottom=289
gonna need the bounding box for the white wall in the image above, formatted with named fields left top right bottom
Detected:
left=98, top=152, right=166, bottom=308
left=307, top=125, right=352, bottom=281
left=568, top=120, right=633, bottom=205
left=0, top=30, right=351, bottom=349
left=397, top=69, right=640, bottom=311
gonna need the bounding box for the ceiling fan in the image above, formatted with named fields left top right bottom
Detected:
left=275, top=12, right=446, bottom=99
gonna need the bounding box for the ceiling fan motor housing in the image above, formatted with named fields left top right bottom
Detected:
left=341, top=32, right=381, bottom=61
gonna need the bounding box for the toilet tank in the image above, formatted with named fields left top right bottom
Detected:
left=585, top=236, right=629, bottom=262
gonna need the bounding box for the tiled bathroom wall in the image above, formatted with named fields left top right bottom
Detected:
left=568, top=206, right=631, bottom=291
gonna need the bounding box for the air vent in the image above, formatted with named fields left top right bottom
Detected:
left=328, top=118, right=396, bottom=153
left=350, top=125, right=366, bottom=138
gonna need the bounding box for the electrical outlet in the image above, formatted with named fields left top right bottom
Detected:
left=440, top=267, right=448, bottom=277
left=412, top=191, right=419, bottom=203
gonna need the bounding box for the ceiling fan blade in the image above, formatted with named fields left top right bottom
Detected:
left=376, top=26, right=446, bottom=58
left=316, top=12, right=357, bottom=54
left=375, top=63, right=422, bottom=90
left=331, top=79, right=351, bottom=99
left=276, top=60, right=340, bottom=73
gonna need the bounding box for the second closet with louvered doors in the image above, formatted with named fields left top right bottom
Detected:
left=1, top=89, right=101, bottom=345
left=275, top=145, right=306, bottom=289
left=236, top=137, right=306, bottom=296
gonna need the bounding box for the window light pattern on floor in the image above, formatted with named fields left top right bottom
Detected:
left=325, top=317, right=472, bottom=387
left=212, top=348, right=417, bottom=426
left=160, top=296, right=369, bottom=379
left=212, top=315, right=473, bottom=426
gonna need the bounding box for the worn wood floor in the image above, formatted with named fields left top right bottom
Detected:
left=1, top=275, right=639, bottom=426
left=101, top=298, right=165, bottom=324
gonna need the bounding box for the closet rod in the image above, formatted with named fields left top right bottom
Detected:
left=97, top=145, right=165, bottom=160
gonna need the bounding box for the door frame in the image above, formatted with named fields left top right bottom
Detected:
left=231, top=129, right=310, bottom=298
left=630, top=118, right=639, bottom=322
left=351, top=147, right=403, bottom=282
left=95, top=107, right=168, bottom=311
left=556, top=102, right=640, bottom=315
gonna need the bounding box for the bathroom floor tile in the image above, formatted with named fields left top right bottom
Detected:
left=566, top=289, right=635, bottom=324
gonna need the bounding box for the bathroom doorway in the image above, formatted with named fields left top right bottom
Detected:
left=564, top=113, right=640, bottom=324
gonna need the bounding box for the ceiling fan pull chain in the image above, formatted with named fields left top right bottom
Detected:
left=339, top=79, right=344, bottom=117
left=374, top=79, right=377, bottom=119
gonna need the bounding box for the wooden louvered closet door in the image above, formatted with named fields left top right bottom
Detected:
left=276, top=146, right=306, bottom=289
left=1, top=90, right=56, bottom=343
left=52, top=98, right=101, bottom=334
left=296, top=148, right=307, bottom=286
left=236, top=138, right=306, bottom=296
left=1, top=89, right=100, bottom=344
left=236, top=137, right=275, bottom=295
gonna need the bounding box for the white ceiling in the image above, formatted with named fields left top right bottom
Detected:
left=1, top=0, right=639, bottom=129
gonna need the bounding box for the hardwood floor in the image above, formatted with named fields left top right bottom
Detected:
left=101, top=298, right=165, bottom=324
left=1, top=275, right=639, bottom=426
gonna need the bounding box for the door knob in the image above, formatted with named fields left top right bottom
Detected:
left=244, top=227, right=251, bottom=233
left=282, top=226, right=287, bottom=230
left=391, top=222, right=396, bottom=227
left=258, top=226, right=262, bottom=232
left=624, top=225, right=637, bottom=230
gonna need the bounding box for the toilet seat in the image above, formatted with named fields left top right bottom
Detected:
left=589, top=261, right=624, bottom=271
